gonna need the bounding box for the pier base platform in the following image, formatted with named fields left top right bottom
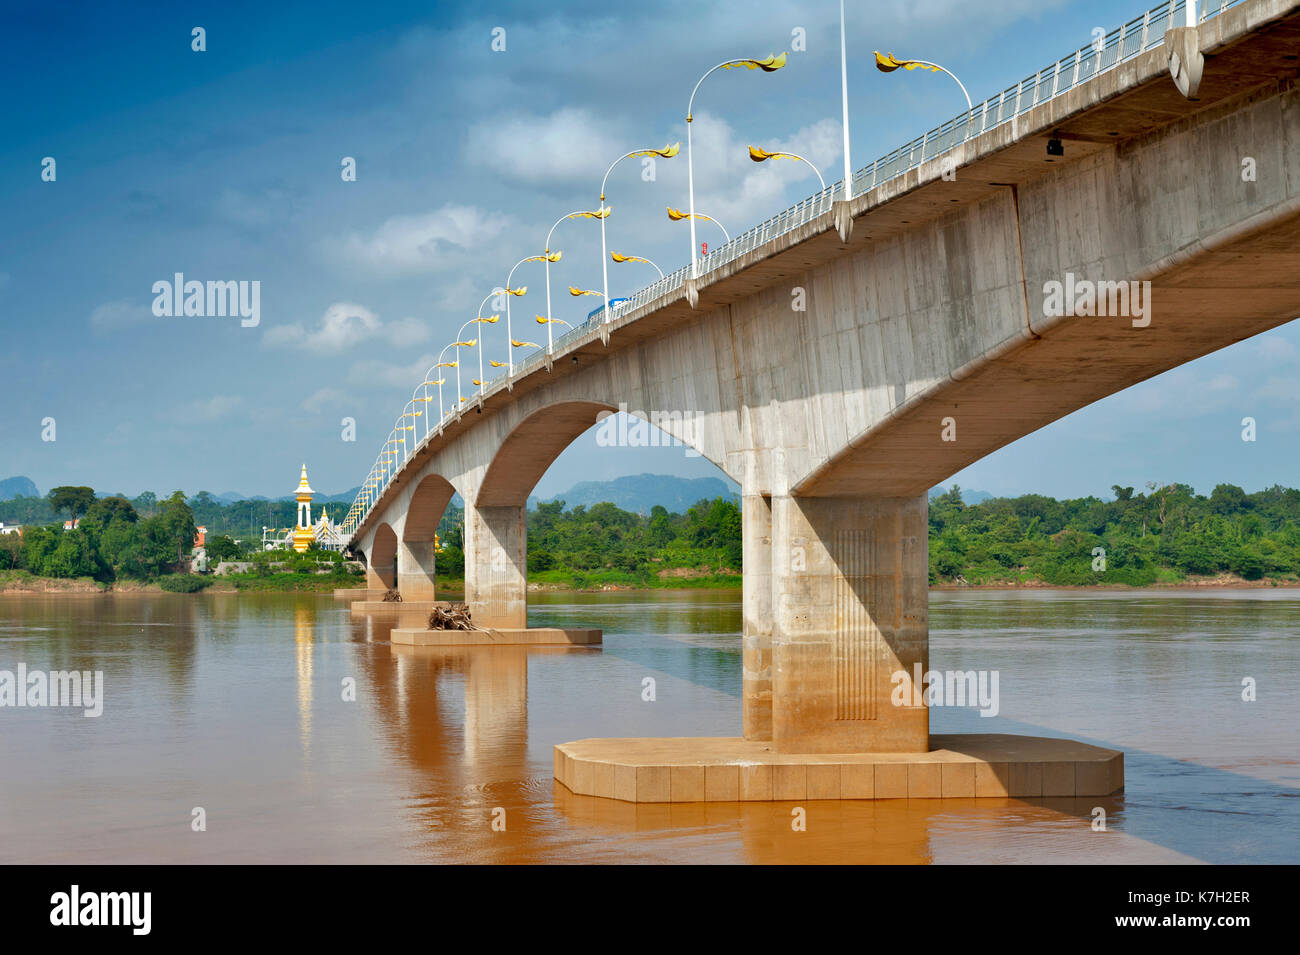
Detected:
left=391, top=626, right=602, bottom=647
left=350, top=599, right=450, bottom=616
left=554, top=734, right=1122, bottom=802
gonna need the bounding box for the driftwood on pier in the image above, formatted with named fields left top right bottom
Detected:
left=427, top=603, right=483, bottom=631
left=381, top=589, right=402, bottom=602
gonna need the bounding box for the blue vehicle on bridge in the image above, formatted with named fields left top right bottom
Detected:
left=587, top=299, right=628, bottom=322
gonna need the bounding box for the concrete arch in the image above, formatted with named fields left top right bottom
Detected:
left=404, top=474, right=459, bottom=542
left=396, top=474, right=459, bottom=599
left=368, top=522, right=397, bottom=590
left=476, top=398, right=727, bottom=507
left=464, top=397, right=737, bottom=629
left=476, top=400, right=616, bottom=507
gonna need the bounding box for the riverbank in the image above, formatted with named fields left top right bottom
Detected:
left=930, top=571, right=1300, bottom=590
left=0, top=569, right=361, bottom=594
left=5, top=568, right=1299, bottom=595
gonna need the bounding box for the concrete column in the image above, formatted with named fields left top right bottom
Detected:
left=464, top=503, right=527, bottom=629
left=365, top=556, right=394, bottom=590
left=397, top=539, right=437, bottom=600
left=742, top=494, right=773, bottom=741
left=771, top=493, right=929, bottom=754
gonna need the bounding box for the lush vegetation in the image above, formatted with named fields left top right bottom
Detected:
left=928, top=483, right=1300, bottom=585
left=0, top=490, right=349, bottom=541
left=0, top=487, right=360, bottom=590
left=426, top=497, right=743, bottom=589
left=1, top=489, right=199, bottom=582
left=5, top=480, right=1300, bottom=591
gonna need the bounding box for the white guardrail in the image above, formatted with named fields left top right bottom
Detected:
left=344, top=0, right=1245, bottom=536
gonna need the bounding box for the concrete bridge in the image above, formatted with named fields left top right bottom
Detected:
left=344, top=0, right=1300, bottom=797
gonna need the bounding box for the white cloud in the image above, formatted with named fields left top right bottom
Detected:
left=1256, top=375, right=1300, bottom=404
left=324, top=203, right=512, bottom=275
left=384, top=316, right=432, bottom=347
left=301, top=388, right=349, bottom=413
left=89, top=300, right=153, bottom=333
left=682, top=113, right=842, bottom=228
left=264, top=302, right=431, bottom=353
left=464, top=107, right=624, bottom=186
left=1243, top=334, right=1297, bottom=363
left=346, top=353, right=439, bottom=391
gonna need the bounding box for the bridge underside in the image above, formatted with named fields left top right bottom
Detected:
left=798, top=203, right=1300, bottom=498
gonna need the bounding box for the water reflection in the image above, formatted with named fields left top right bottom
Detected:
left=0, top=588, right=1295, bottom=863
left=295, top=604, right=313, bottom=757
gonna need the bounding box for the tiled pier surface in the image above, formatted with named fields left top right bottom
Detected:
left=390, top=626, right=602, bottom=647
left=554, top=734, right=1123, bottom=802
left=350, top=599, right=450, bottom=616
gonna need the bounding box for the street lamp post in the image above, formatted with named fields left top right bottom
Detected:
left=610, top=251, right=664, bottom=279
left=423, top=342, right=460, bottom=428
left=874, top=51, right=972, bottom=113
left=598, top=144, right=678, bottom=323
left=668, top=206, right=729, bottom=244
left=567, top=285, right=604, bottom=327
left=397, top=405, right=420, bottom=464
left=504, top=257, right=545, bottom=374
left=839, top=0, right=852, bottom=202
left=400, top=402, right=422, bottom=450
left=542, top=211, right=604, bottom=349
left=450, top=335, right=478, bottom=410
left=747, top=146, right=826, bottom=190
left=411, top=384, right=433, bottom=443
left=685, top=53, right=787, bottom=278
left=471, top=289, right=507, bottom=386
left=457, top=314, right=498, bottom=400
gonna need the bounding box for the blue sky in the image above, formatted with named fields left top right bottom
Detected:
left=2, top=0, right=1295, bottom=502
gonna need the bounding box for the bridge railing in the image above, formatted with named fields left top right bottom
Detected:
left=343, top=0, right=1247, bottom=538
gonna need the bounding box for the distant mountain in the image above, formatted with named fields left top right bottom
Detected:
left=0, top=476, right=39, bottom=500
left=199, top=487, right=361, bottom=505
left=930, top=484, right=993, bottom=505
left=533, top=473, right=740, bottom=514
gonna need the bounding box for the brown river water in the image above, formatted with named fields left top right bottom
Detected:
left=0, top=588, right=1296, bottom=864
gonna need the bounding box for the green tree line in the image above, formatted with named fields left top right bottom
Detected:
left=0, top=490, right=349, bottom=540
left=929, top=482, right=1300, bottom=585
left=423, top=497, right=742, bottom=586
left=1, top=488, right=198, bottom=581
left=8, top=481, right=1300, bottom=588
left=0, top=486, right=361, bottom=587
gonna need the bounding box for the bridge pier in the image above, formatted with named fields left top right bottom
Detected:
left=365, top=561, right=393, bottom=592
left=769, top=494, right=929, bottom=754
left=743, top=493, right=930, bottom=750
left=741, top=495, right=773, bottom=741
left=464, top=502, right=527, bottom=630
left=397, top=539, right=437, bottom=600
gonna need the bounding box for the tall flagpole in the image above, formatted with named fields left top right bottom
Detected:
left=840, top=0, right=852, bottom=202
